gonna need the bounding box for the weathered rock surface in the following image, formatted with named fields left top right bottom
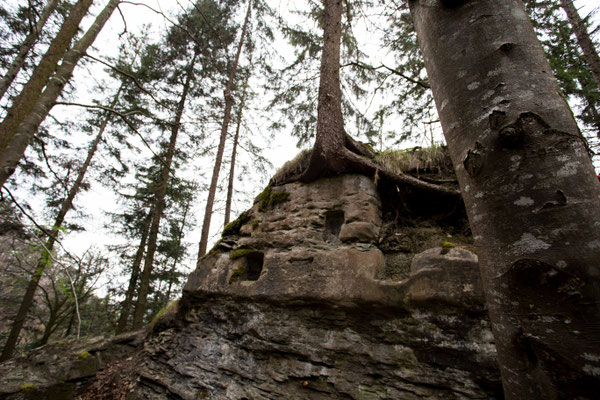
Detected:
left=0, top=331, right=143, bottom=399
left=0, top=174, right=501, bottom=399
left=126, top=175, right=501, bottom=399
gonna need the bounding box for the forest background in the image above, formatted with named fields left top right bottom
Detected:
left=0, top=0, right=598, bottom=357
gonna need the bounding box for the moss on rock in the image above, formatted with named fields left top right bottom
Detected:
left=222, top=211, right=252, bottom=237
left=229, top=266, right=245, bottom=284
left=230, top=248, right=252, bottom=260
left=256, top=186, right=290, bottom=211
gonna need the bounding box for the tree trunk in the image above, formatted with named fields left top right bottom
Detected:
left=0, top=0, right=120, bottom=188
left=224, top=72, right=250, bottom=226
left=0, top=79, right=123, bottom=361
left=0, top=0, right=60, bottom=102
left=560, top=0, right=600, bottom=91
left=409, top=0, right=600, bottom=397
left=165, top=199, right=190, bottom=303
left=115, top=210, right=152, bottom=334
left=197, top=0, right=253, bottom=261
left=131, top=53, right=197, bottom=330
left=0, top=0, right=92, bottom=156
left=301, top=0, right=345, bottom=182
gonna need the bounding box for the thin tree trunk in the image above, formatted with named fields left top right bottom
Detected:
left=224, top=72, right=250, bottom=226
left=131, top=53, right=197, bottom=330
left=115, top=210, right=152, bottom=334
left=560, top=0, right=600, bottom=91
left=0, top=74, right=123, bottom=361
left=0, top=0, right=121, bottom=188
left=197, top=0, right=253, bottom=261
left=409, top=0, right=600, bottom=397
left=165, top=198, right=190, bottom=303
left=0, top=0, right=92, bottom=156
left=0, top=0, right=60, bottom=102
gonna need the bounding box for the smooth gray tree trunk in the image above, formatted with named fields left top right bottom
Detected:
left=409, top=0, right=600, bottom=397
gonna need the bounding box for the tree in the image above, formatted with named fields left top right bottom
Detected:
left=0, top=0, right=93, bottom=156
left=560, top=0, right=600, bottom=90
left=130, top=52, right=198, bottom=330
left=0, top=0, right=60, bottom=102
left=197, top=0, right=254, bottom=260
left=408, top=0, right=600, bottom=397
left=0, top=0, right=121, bottom=188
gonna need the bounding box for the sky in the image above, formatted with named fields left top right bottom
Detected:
left=2, top=0, right=600, bottom=292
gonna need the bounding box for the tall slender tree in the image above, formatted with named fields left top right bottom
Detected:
left=0, top=0, right=93, bottom=156
left=0, top=0, right=121, bottom=188
left=224, top=69, right=251, bottom=226
left=131, top=52, right=198, bottom=330
left=560, top=0, right=600, bottom=90
left=408, top=0, right=600, bottom=397
left=0, top=0, right=60, bottom=102
left=0, top=67, right=125, bottom=362
left=197, top=0, right=253, bottom=260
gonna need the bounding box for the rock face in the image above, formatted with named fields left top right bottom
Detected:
left=129, top=175, right=501, bottom=399
left=0, top=174, right=502, bottom=399
left=0, top=331, right=143, bottom=399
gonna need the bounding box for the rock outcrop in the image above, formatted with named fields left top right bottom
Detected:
left=129, top=174, right=501, bottom=399
left=0, top=174, right=502, bottom=399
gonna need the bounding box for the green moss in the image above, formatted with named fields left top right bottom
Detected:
left=149, top=299, right=179, bottom=328
left=230, top=248, right=252, bottom=260
left=222, top=210, right=251, bottom=237
left=76, top=350, right=93, bottom=360
left=20, top=383, right=36, bottom=392
left=256, top=186, right=290, bottom=211
left=229, top=266, right=245, bottom=284
left=441, top=241, right=456, bottom=255
left=257, top=186, right=273, bottom=211
left=269, top=191, right=290, bottom=206
left=251, top=220, right=260, bottom=230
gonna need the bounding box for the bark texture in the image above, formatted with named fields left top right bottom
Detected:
left=0, top=0, right=60, bottom=102
left=0, top=0, right=120, bottom=188
left=131, top=53, right=197, bottom=330
left=0, top=0, right=92, bottom=157
left=560, top=0, right=600, bottom=91
left=409, top=0, right=600, bottom=398
left=197, top=0, right=253, bottom=261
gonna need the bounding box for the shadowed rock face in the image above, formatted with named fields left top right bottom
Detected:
left=0, top=175, right=502, bottom=399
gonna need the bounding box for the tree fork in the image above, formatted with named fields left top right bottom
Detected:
left=409, top=0, right=600, bottom=397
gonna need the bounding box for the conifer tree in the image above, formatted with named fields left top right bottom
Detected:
left=0, top=0, right=60, bottom=102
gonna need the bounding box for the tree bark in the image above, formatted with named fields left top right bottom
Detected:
left=131, top=52, right=197, bottom=330
left=0, top=0, right=121, bottom=188
left=115, top=210, right=152, bottom=334
left=0, top=0, right=92, bottom=157
left=0, top=79, right=123, bottom=361
left=0, top=0, right=60, bottom=102
left=409, top=0, right=600, bottom=397
left=224, top=72, right=250, bottom=226
left=197, top=0, right=253, bottom=261
left=560, top=0, right=600, bottom=91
